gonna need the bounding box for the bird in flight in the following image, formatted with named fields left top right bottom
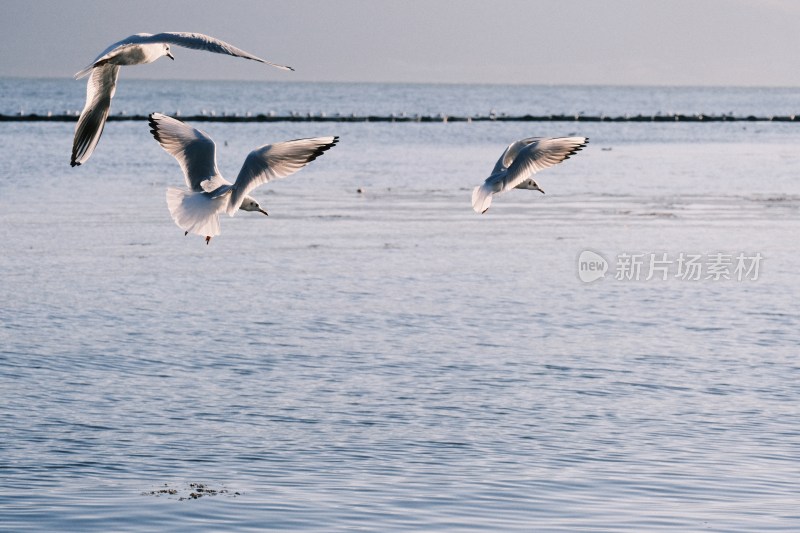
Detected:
left=471, top=136, right=588, bottom=214
left=71, top=32, right=293, bottom=167
left=148, top=113, right=338, bottom=245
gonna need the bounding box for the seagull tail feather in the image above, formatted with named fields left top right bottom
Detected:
left=166, top=187, right=223, bottom=238
left=471, top=184, right=493, bottom=214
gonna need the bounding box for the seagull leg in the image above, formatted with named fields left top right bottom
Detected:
left=185, top=231, right=189, bottom=236
left=205, top=236, right=211, bottom=245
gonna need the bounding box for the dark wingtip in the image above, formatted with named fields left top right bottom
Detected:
left=303, top=136, right=340, bottom=164
left=560, top=137, right=590, bottom=162
left=70, top=160, right=80, bottom=167
left=148, top=113, right=162, bottom=142
left=320, top=136, right=340, bottom=153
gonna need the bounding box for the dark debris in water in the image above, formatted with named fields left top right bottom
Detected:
left=142, top=482, right=241, bottom=501
left=145, top=487, right=178, bottom=496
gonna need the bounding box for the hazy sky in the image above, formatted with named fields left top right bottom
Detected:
left=3, top=0, right=800, bottom=86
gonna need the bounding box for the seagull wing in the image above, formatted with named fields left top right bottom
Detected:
left=487, top=137, right=588, bottom=193
left=70, top=64, right=119, bottom=167
left=489, top=136, right=542, bottom=175
left=226, top=136, right=339, bottom=215
left=152, top=32, right=293, bottom=70
left=75, top=32, right=293, bottom=79
left=148, top=113, right=225, bottom=191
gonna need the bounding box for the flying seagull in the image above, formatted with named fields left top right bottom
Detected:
left=148, top=113, right=338, bottom=244
left=71, top=32, right=293, bottom=167
left=471, top=136, right=588, bottom=214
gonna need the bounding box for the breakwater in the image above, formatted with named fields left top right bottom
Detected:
left=2, top=112, right=798, bottom=123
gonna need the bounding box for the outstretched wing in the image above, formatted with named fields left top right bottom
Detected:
left=489, top=136, right=542, bottom=175
left=71, top=64, right=119, bottom=166
left=227, top=136, right=339, bottom=215
left=486, top=137, right=588, bottom=194
left=76, top=31, right=293, bottom=78
left=148, top=113, right=225, bottom=191
left=152, top=32, right=293, bottom=70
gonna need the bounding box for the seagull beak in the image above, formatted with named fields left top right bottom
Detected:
left=537, top=187, right=545, bottom=194
left=258, top=208, right=269, bottom=216
left=167, top=52, right=175, bottom=60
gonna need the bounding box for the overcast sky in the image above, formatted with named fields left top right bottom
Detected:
left=2, top=0, right=800, bottom=86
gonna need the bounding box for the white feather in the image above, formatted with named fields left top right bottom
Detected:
left=165, top=187, right=226, bottom=237
left=227, top=136, right=339, bottom=215
left=70, top=65, right=119, bottom=167
left=148, top=113, right=222, bottom=191
left=471, top=184, right=493, bottom=215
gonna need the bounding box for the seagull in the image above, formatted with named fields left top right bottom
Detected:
left=148, top=113, right=338, bottom=245
left=71, top=32, right=293, bottom=167
left=471, top=136, right=588, bottom=214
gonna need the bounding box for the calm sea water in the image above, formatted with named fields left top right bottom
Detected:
left=1, top=79, right=799, bottom=531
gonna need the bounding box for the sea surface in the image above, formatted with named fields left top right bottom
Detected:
left=1, top=79, right=799, bottom=531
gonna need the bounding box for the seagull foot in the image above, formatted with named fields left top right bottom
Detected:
left=185, top=231, right=189, bottom=236
left=205, top=236, right=211, bottom=245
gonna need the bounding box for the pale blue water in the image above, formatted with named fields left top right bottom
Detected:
left=1, top=79, right=799, bottom=531
left=4, top=77, right=800, bottom=117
